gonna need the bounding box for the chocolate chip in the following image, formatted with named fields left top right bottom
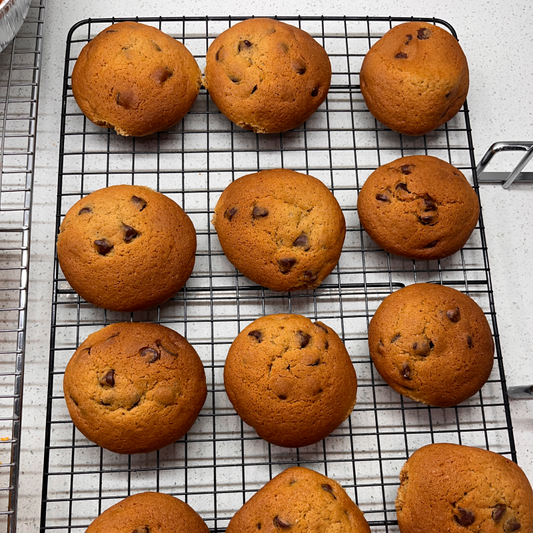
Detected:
left=297, top=331, right=311, bottom=348
left=376, top=192, right=391, bottom=202
left=311, top=86, right=319, bottom=97
left=467, top=335, right=474, bottom=348
left=446, top=92, right=451, bottom=98
left=309, top=358, right=320, bottom=366
left=224, top=206, right=237, bottom=221
left=278, top=257, right=296, bottom=273
left=396, top=182, right=410, bottom=193
left=99, top=369, right=115, bottom=387
left=256, top=523, right=262, bottom=530
left=151, top=66, right=171, bottom=84
left=215, top=48, right=223, bottom=61
left=454, top=507, right=475, bottom=527
left=412, top=339, right=432, bottom=357
left=248, top=330, right=263, bottom=342
left=106, top=29, right=118, bottom=33
left=423, top=199, right=437, bottom=211
left=417, top=28, right=431, bottom=40
left=277, top=393, right=287, bottom=400
left=395, top=52, right=408, bottom=59
left=239, top=39, right=252, bottom=51
left=292, top=59, right=307, bottom=74
left=314, top=321, right=328, bottom=333
left=132, top=528, right=149, bottom=533
left=229, top=74, right=240, bottom=84
left=115, top=90, right=136, bottom=109
left=377, top=340, right=386, bottom=355
left=401, top=363, right=412, bottom=380
left=304, top=270, right=317, bottom=282
left=151, top=40, right=162, bottom=52
left=425, top=240, right=439, bottom=248
left=131, top=196, right=147, bottom=210
left=447, top=307, right=461, bottom=323
left=94, top=239, right=113, bottom=255
left=123, top=224, right=138, bottom=243
left=321, top=484, right=337, bottom=498
left=273, top=516, right=291, bottom=529
left=391, top=333, right=401, bottom=343
left=280, top=42, right=289, bottom=53
left=252, top=206, right=268, bottom=219
left=78, top=206, right=92, bottom=215
left=492, top=505, right=506, bottom=522
left=140, top=347, right=160, bottom=363
left=504, top=518, right=521, bottom=532
left=419, top=214, right=437, bottom=225
left=293, top=233, right=310, bottom=249
left=157, top=341, right=178, bottom=357
left=251, top=85, right=258, bottom=94
left=400, top=165, right=414, bottom=175
left=405, top=34, right=413, bottom=43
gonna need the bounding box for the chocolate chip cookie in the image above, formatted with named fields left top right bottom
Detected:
left=63, top=322, right=207, bottom=454
left=226, top=466, right=371, bottom=533
left=72, top=21, right=201, bottom=136
left=360, top=22, right=469, bottom=136
left=204, top=18, right=331, bottom=133
left=396, top=443, right=533, bottom=533
left=85, top=491, right=209, bottom=533
left=224, top=314, right=357, bottom=448
left=357, top=155, right=479, bottom=261
left=57, top=184, right=196, bottom=312
left=212, top=169, right=345, bottom=292
left=368, top=283, right=494, bottom=407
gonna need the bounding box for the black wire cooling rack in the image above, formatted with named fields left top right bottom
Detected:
left=40, top=15, right=515, bottom=533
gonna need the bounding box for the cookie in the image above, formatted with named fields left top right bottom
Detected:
left=224, top=314, right=357, bottom=448
left=360, top=22, right=469, bottom=136
left=226, top=466, right=371, bottom=533
left=204, top=18, right=331, bottom=133
left=368, top=283, right=494, bottom=407
left=85, top=491, right=209, bottom=533
left=57, top=184, right=196, bottom=312
left=63, top=322, right=207, bottom=454
left=357, top=155, right=479, bottom=261
left=212, top=169, right=345, bottom=292
left=72, top=21, right=201, bottom=136
left=396, top=443, right=533, bottom=533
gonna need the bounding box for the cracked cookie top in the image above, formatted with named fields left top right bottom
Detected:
left=360, top=21, right=469, bottom=136
left=63, top=322, right=207, bottom=455
left=203, top=18, right=331, bottom=133
left=226, top=466, right=371, bottom=533
left=223, top=314, right=357, bottom=448
left=72, top=21, right=201, bottom=137
left=357, top=155, right=479, bottom=261
left=57, top=184, right=196, bottom=312
left=368, top=283, right=494, bottom=407
left=396, top=443, right=533, bottom=533
left=212, top=169, right=346, bottom=292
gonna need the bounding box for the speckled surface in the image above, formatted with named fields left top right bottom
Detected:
left=18, top=1, right=533, bottom=531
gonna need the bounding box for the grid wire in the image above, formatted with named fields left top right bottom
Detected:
left=0, top=1, right=46, bottom=532
left=41, top=15, right=515, bottom=533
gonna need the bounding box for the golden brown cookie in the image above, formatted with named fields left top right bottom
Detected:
left=357, top=155, right=479, bottom=261
left=63, top=322, right=207, bottom=454
left=396, top=443, right=533, bottom=533
left=57, top=184, right=196, bottom=312
left=224, top=314, right=357, bottom=448
left=204, top=18, right=331, bottom=133
left=212, top=169, right=345, bottom=292
left=226, top=466, right=371, bottom=533
left=368, top=283, right=494, bottom=407
left=360, top=22, right=469, bottom=136
left=72, top=21, right=201, bottom=136
left=85, top=491, right=209, bottom=533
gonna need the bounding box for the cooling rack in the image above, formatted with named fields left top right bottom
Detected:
left=0, top=1, right=46, bottom=531
left=41, top=16, right=515, bottom=533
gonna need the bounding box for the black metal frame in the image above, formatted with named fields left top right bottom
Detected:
left=41, top=16, right=514, bottom=533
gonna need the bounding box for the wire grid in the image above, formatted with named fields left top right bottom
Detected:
left=41, top=15, right=515, bottom=533
left=0, top=0, right=46, bottom=531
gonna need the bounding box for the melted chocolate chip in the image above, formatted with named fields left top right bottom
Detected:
left=376, top=192, right=391, bottom=202
left=292, top=59, right=307, bottom=74
left=412, top=339, right=432, bottom=357
left=321, top=484, right=337, bottom=498
left=492, top=504, right=506, bottom=522
left=99, top=369, right=115, bottom=387
left=273, top=516, right=291, bottom=529
left=94, top=239, right=113, bottom=255
left=151, top=66, right=171, bottom=84
left=419, top=214, right=437, bottom=225
left=391, top=333, right=401, bottom=343
left=151, top=40, right=162, bottom=52
left=423, top=199, right=437, bottom=211
left=311, top=86, right=319, bottom=97
left=238, top=40, right=252, bottom=52
left=400, top=165, right=414, bottom=175
left=297, top=331, right=311, bottom=348
left=224, top=206, right=237, bottom=221
left=248, top=330, right=263, bottom=342
left=140, top=347, right=160, bottom=363
left=425, top=240, right=439, bottom=249
left=115, top=90, right=136, bottom=109
left=123, top=224, right=138, bottom=243
left=304, top=270, right=317, bottom=282
left=132, top=528, right=149, bottom=533
left=454, top=507, right=475, bottom=527
left=78, top=206, right=92, bottom=215
left=396, top=182, right=411, bottom=194
left=229, top=74, right=240, bottom=84
left=405, top=34, right=413, bottom=43
left=106, top=29, right=118, bottom=33
left=395, top=52, right=408, bottom=59
left=447, top=307, right=461, bottom=323
left=215, top=48, right=223, bottom=61
left=131, top=196, right=147, bottom=210
left=252, top=206, right=268, bottom=219
left=417, top=28, right=431, bottom=40
left=467, top=335, right=474, bottom=348
left=401, top=363, right=412, bottom=380
left=314, top=322, right=328, bottom=333
left=293, top=233, right=310, bottom=249
left=278, top=257, right=296, bottom=273
left=504, top=518, right=521, bottom=532
left=251, top=85, right=258, bottom=94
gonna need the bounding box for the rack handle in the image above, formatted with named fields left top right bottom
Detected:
left=507, top=384, right=533, bottom=400
left=477, top=141, right=533, bottom=189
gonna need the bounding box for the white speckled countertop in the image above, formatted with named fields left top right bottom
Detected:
left=17, top=0, right=533, bottom=531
